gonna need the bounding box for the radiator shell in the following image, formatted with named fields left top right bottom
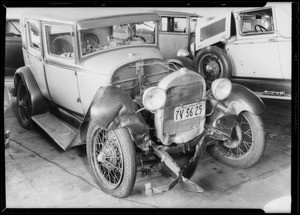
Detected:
left=155, top=68, right=206, bottom=145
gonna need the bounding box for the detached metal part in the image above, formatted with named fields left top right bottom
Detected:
left=145, top=134, right=209, bottom=197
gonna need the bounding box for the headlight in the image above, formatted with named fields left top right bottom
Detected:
left=211, top=78, right=232, bottom=100
left=142, top=87, right=166, bottom=111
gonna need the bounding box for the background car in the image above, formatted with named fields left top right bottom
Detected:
left=155, top=10, right=202, bottom=59
left=5, top=9, right=25, bottom=90
left=190, top=6, right=291, bottom=100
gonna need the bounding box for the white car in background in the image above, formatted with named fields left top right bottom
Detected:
left=181, top=5, right=291, bottom=100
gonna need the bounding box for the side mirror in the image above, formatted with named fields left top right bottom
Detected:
left=177, top=48, right=190, bottom=57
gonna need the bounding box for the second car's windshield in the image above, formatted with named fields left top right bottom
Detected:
left=79, top=21, right=156, bottom=56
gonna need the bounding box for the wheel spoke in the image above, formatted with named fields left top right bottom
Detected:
left=103, top=160, right=122, bottom=173
left=237, top=146, right=245, bottom=156
left=243, top=129, right=252, bottom=138
left=243, top=140, right=252, bottom=151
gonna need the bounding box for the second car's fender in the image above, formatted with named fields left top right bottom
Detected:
left=89, top=85, right=149, bottom=149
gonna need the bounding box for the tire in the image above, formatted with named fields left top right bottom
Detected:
left=194, top=46, right=232, bottom=84
left=208, top=111, right=266, bottom=168
left=16, top=79, right=33, bottom=129
left=86, top=121, right=137, bottom=198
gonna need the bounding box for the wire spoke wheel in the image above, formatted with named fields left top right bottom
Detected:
left=208, top=111, right=265, bottom=168
left=200, top=54, right=223, bottom=82
left=194, top=46, right=232, bottom=85
left=92, top=130, right=124, bottom=189
left=86, top=122, right=137, bottom=198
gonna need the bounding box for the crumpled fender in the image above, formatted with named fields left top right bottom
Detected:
left=89, top=85, right=149, bottom=148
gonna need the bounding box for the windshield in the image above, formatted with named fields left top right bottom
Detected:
left=79, top=21, right=157, bottom=56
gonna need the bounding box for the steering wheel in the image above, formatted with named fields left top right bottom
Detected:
left=254, top=24, right=268, bottom=32
left=121, top=35, right=146, bottom=45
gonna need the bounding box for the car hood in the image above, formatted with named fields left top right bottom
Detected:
left=81, top=46, right=163, bottom=75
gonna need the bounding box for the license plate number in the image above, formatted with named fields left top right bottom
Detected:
left=174, top=102, right=205, bottom=122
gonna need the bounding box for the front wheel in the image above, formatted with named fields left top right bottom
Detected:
left=208, top=111, right=265, bottom=168
left=194, top=46, right=232, bottom=85
left=86, top=121, right=137, bottom=198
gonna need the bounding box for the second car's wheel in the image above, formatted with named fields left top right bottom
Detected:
left=16, top=79, right=33, bottom=129
left=86, top=121, right=137, bottom=198
left=208, top=111, right=266, bottom=168
left=194, top=46, right=232, bottom=84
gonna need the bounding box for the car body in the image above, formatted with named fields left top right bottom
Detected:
left=155, top=10, right=201, bottom=59
left=5, top=9, right=25, bottom=89
left=14, top=8, right=266, bottom=198
left=190, top=5, right=291, bottom=100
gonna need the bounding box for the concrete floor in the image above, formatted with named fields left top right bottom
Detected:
left=4, top=96, right=291, bottom=209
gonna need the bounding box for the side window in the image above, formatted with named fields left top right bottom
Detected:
left=28, top=21, right=41, bottom=50
left=240, top=8, right=274, bottom=35
left=160, top=16, right=187, bottom=33
left=46, top=25, right=74, bottom=58
left=6, top=19, right=21, bottom=37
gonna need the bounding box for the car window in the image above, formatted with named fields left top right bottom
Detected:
left=28, top=21, right=41, bottom=50
left=6, top=19, right=21, bottom=37
left=160, top=16, right=187, bottom=33
left=79, top=21, right=156, bottom=56
left=239, top=8, right=274, bottom=35
left=46, top=25, right=75, bottom=59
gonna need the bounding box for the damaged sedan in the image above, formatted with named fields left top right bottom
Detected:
left=14, top=8, right=266, bottom=198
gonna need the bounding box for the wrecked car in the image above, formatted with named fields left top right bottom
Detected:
left=15, top=8, right=266, bottom=198
left=180, top=6, right=291, bottom=100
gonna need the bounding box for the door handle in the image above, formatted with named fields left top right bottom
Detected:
left=268, top=38, right=277, bottom=42
left=38, top=56, right=45, bottom=65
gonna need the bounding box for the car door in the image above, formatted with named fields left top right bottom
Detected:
left=42, top=23, right=84, bottom=115
left=227, top=7, right=283, bottom=79
left=23, top=19, right=51, bottom=100
left=158, top=15, right=189, bottom=58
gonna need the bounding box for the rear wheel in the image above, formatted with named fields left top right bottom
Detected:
left=86, top=121, right=137, bottom=198
left=208, top=111, right=265, bottom=168
left=16, top=79, right=33, bottom=129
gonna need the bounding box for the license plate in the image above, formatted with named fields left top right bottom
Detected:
left=174, top=102, right=205, bottom=122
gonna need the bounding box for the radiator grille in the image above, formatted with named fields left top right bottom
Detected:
left=163, top=82, right=204, bottom=135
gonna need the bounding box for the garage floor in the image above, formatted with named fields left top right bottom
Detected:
left=4, top=97, right=291, bottom=209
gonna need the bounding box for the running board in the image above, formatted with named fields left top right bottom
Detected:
left=32, top=112, right=77, bottom=150
left=255, top=91, right=291, bottom=100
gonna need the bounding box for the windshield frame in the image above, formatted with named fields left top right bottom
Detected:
left=78, top=20, right=159, bottom=58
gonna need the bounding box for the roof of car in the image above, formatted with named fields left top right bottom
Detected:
left=153, top=10, right=202, bottom=17
left=20, top=8, right=160, bottom=24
